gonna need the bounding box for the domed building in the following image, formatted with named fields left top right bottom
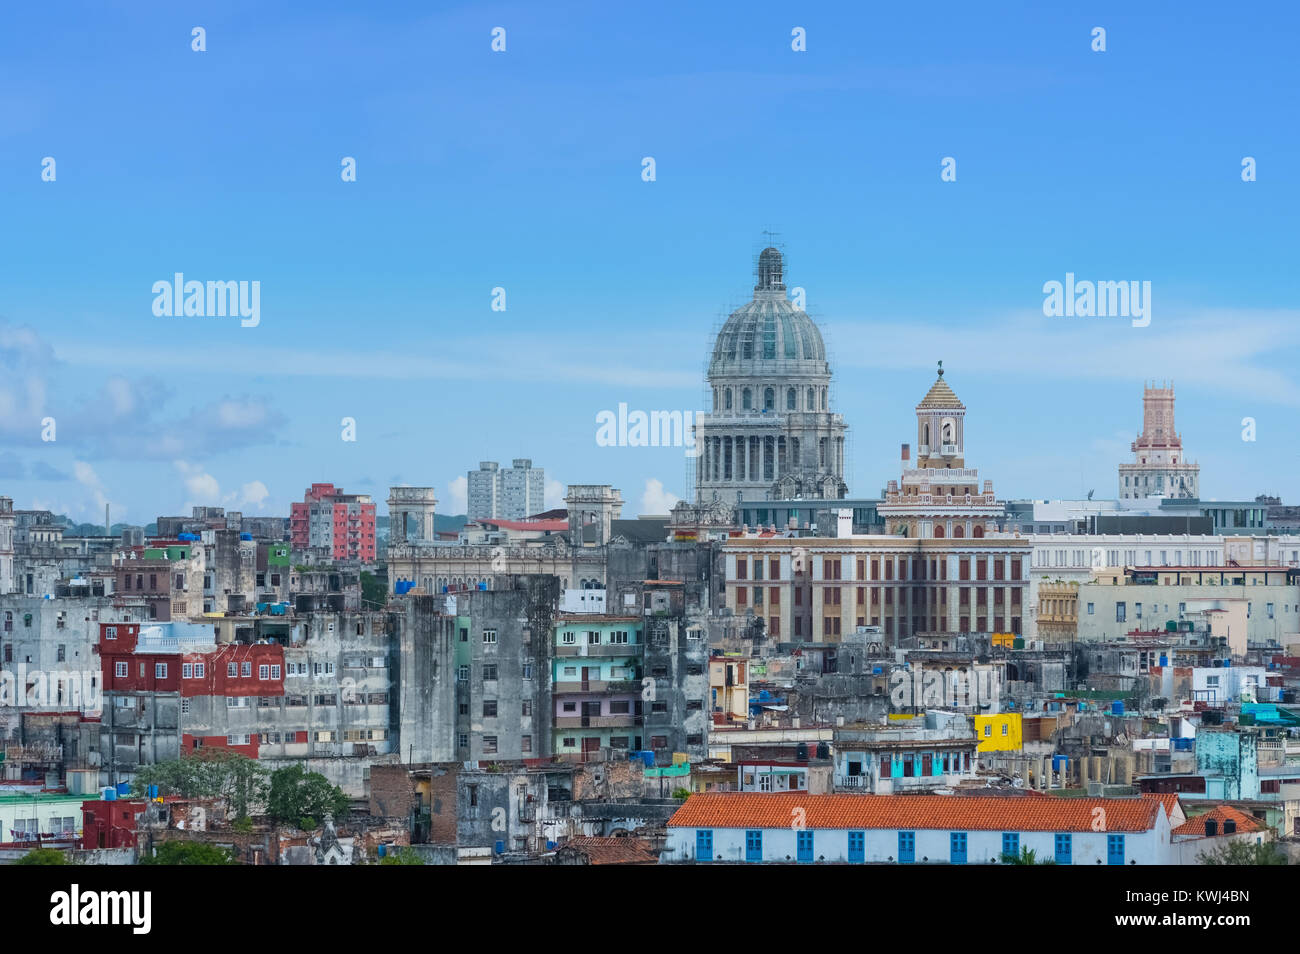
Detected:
left=694, top=247, right=848, bottom=505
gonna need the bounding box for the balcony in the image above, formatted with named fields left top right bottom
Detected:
left=553, top=714, right=642, bottom=729
left=554, top=680, right=611, bottom=694
left=555, top=643, right=639, bottom=658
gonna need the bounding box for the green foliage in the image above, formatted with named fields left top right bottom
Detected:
left=232, top=816, right=254, bottom=833
left=15, top=848, right=68, bottom=865
left=266, top=764, right=350, bottom=826
left=379, top=847, right=424, bottom=865
left=360, top=570, right=388, bottom=609
left=299, top=816, right=318, bottom=831
left=1001, top=848, right=1055, bottom=865
left=141, top=841, right=238, bottom=865
left=671, top=787, right=691, bottom=800
left=1199, top=840, right=1288, bottom=865
left=132, top=749, right=268, bottom=819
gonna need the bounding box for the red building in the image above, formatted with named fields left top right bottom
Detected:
left=290, top=483, right=376, bottom=562
left=82, top=797, right=147, bottom=850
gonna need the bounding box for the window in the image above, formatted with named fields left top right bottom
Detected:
left=227, top=662, right=238, bottom=678
left=183, top=663, right=193, bottom=679
left=242, top=661, right=252, bottom=677
left=587, top=630, right=600, bottom=645
left=105, top=626, right=117, bottom=640
left=457, top=665, right=469, bottom=682
left=155, top=663, right=167, bottom=679
left=259, top=664, right=270, bottom=680
left=522, top=700, right=533, bottom=717
left=561, top=630, right=576, bottom=645
left=521, top=735, right=532, bottom=753
left=522, top=664, right=533, bottom=679
left=483, top=700, right=498, bottom=717
left=1116, top=603, right=1126, bottom=623
left=483, top=629, right=497, bottom=644
left=1001, top=723, right=1008, bottom=736
left=270, top=665, right=281, bottom=679
left=115, top=661, right=128, bottom=678
left=1087, top=603, right=1095, bottom=615
left=482, top=736, right=498, bottom=754
left=483, top=665, right=498, bottom=681
left=1002, top=833, right=1020, bottom=859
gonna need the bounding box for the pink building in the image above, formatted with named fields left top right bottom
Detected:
left=290, top=483, right=376, bottom=562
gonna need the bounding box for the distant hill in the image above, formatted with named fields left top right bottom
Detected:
left=375, top=514, right=466, bottom=539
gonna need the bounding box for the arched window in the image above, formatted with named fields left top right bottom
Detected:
left=973, top=526, right=985, bottom=539
left=807, top=387, right=815, bottom=410
left=821, top=388, right=827, bottom=410
left=724, top=389, right=733, bottom=410
left=934, top=525, right=945, bottom=538
left=923, top=424, right=930, bottom=446
left=742, top=388, right=753, bottom=410
left=787, top=388, right=796, bottom=410
left=953, top=524, right=965, bottom=538
left=764, top=387, right=775, bottom=410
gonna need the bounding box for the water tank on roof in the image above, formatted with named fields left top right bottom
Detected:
left=104, top=788, right=117, bottom=801
left=240, top=532, right=253, bottom=541
left=796, top=742, right=809, bottom=761
left=815, top=743, right=830, bottom=760
left=1112, top=700, right=1125, bottom=715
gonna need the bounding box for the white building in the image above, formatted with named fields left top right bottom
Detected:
left=663, top=792, right=1177, bottom=864
left=694, top=247, right=847, bottom=505
left=467, top=459, right=545, bottom=521
left=1118, top=384, right=1200, bottom=500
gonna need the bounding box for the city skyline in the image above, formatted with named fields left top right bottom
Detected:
left=2, top=1, right=1297, bottom=521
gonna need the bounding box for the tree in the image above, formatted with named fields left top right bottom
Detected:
left=379, top=847, right=424, bottom=865
left=360, top=570, right=388, bottom=609
left=132, top=749, right=268, bottom=820
left=141, top=841, right=238, bottom=865
left=1198, top=840, right=1287, bottom=865
left=1001, top=847, right=1055, bottom=865
left=15, top=848, right=68, bottom=865
left=266, top=764, right=350, bottom=827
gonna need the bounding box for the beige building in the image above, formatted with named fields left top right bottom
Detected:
left=1037, top=580, right=1079, bottom=644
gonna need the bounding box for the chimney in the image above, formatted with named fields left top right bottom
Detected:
left=901, top=443, right=910, bottom=463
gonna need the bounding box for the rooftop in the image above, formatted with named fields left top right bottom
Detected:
left=668, top=792, right=1164, bottom=833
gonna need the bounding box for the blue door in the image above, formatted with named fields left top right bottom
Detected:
left=1055, top=833, right=1072, bottom=865
left=797, top=830, right=814, bottom=863
left=696, top=829, right=713, bottom=862
left=1002, top=832, right=1019, bottom=861
left=745, top=830, right=763, bottom=862
left=950, top=832, right=968, bottom=864
left=898, top=831, right=915, bottom=864
left=1107, top=834, right=1125, bottom=865
left=847, top=831, right=865, bottom=864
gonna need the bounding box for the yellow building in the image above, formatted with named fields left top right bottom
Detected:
left=974, top=712, right=1023, bottom=752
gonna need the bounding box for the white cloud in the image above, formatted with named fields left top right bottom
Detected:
left=446, top=476, right=468, bottom=514
left=235, top=480, right=271, bottom=510
left=174, top=460, right=220, bottom=506
left=826, top=308, right=1300, bottom=407
left=544, top=479, right=565, bottom=510
left=73, top=459, right=122, bottom=519
left=640, top=478, right=680, bottom=516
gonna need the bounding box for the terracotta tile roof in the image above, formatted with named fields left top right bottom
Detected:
left=667, top=793, right=1163, bottom=833
left=1173, top=805, right=1265, bottom=837
left=1142, top=792, right=1182, bottom=819
left=917, top=376, right=963, bottom=410
left=556, top=837, right=658, bottom=865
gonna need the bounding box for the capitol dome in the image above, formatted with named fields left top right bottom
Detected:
left=708, top=248, right=828, bottom=377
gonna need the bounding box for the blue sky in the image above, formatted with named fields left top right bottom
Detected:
left=1, top=1, right=1297, bottom=523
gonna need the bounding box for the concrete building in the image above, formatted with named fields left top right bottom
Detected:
left=0, top=497, right=13, bottom=595
left=1119, top=383, right=1200, bottom=500
left=467, top=459, right=546, bottom=521
left=694, top=246, right=848, bottom=505
left=878, top=363, right=1004, bottom=540
left=290, top=483, right=377, bottom=563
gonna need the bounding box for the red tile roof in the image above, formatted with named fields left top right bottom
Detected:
left=668, top=793, right=1164, bottom=833
left=556, top=837, right=658, bottom=865
left=1172, top=805, right=1265, bottom=837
